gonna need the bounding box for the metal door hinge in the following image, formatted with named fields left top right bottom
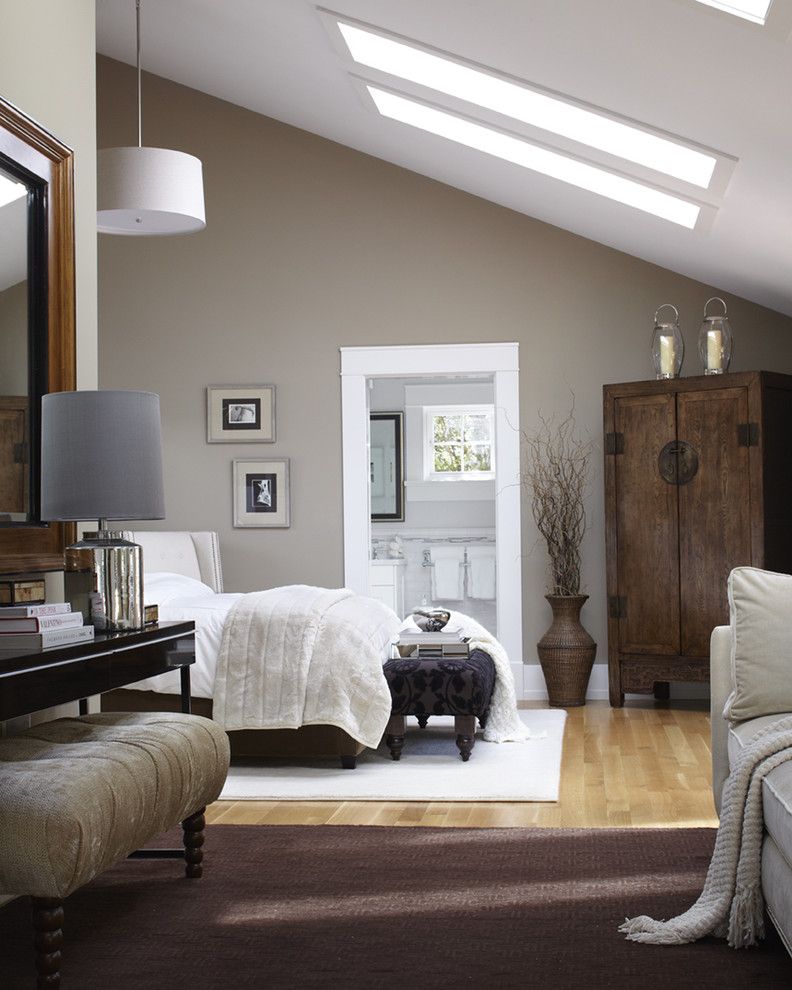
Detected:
left=737, top=422, right=759, bottom=447
left=608, top=596, right=626, bottom=619
left=605, top=432, right=624, bottom=455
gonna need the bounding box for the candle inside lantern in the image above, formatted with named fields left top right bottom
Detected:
left=659, top=334, right=676, bottom=377
left=707, top=328, right=723, bottom=372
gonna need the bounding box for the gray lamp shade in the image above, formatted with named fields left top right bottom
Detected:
left=41, top=390, right=165, bottom=522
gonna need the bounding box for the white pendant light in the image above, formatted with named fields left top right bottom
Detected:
left=97, top=0, right=205, bottom=236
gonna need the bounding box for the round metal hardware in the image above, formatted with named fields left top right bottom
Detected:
left=658, top=440, right=699, bottom=485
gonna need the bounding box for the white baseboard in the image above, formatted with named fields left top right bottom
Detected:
left=520, top=663, right=710, bottom=702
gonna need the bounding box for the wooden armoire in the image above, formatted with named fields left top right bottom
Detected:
left=603, top=371, right=792, bottom=707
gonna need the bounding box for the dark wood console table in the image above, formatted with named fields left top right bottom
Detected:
left=0, top=621, right=196, bottom=722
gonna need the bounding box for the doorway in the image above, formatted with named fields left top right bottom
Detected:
left=340, top=342, right=524, bottom=694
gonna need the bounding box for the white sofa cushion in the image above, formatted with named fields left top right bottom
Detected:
left=725, top=567, right=792, bottom=723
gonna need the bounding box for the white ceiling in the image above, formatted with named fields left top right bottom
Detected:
left=96, top=0, right=792, bottom=316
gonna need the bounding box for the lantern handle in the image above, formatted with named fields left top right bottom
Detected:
left=654, top=303, right=679, bottom=325
left=704, top=296, right=728, bottom=319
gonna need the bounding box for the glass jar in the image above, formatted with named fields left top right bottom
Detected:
left=651, top=304, right=684, bottom=380
left=698, top=297, right=732, bottom=375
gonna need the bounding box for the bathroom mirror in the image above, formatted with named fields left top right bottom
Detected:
left=0, top=96, right=76, bottom=573
left=370, top=412, right=404, bottom=522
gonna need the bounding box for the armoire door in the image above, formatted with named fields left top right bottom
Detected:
left=614, top=393, right=680, bottom=655
left=677, top=388, right=752, bottom=656
left=0, top=400, right=27, bottom=515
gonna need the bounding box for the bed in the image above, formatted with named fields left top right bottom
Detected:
left=101, top=531, right=400, bottom=768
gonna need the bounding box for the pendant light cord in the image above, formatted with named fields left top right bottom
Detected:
left=136, top=0, right=142, bottom=148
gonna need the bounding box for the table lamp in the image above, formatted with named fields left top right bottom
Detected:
left=41, top=390, right=165, bottom=631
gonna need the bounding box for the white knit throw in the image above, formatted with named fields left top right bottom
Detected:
left=620, top=714, right=792, bottom=948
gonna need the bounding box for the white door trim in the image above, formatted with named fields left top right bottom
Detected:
left=340, top=342, right=524, bottom=693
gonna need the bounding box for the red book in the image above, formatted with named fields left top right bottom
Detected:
left=0, top=612, right=84, bottom=633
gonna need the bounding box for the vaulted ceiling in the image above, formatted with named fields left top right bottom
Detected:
left=96, top=0, right=792, bottom=315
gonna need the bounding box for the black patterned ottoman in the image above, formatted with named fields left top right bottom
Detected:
left=382, top=649, right=496, bottom=761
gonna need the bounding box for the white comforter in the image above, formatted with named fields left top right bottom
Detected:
left=213, top=585, right=400, bottom=748
left=130, top=572, right=400, bottom=746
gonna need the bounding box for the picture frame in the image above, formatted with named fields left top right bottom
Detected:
left=233, top=458, right=290, bottom=528
left=206, top=385, right=276, bottom=443
left=370, top=412, right=404, bottom=522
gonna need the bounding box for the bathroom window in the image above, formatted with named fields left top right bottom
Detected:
left=423, top=405, right=495, bottom=479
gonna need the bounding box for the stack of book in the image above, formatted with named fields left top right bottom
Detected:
left=395, top=631, right=469, bottom=658
left=0, top=602, right=94, bottom=651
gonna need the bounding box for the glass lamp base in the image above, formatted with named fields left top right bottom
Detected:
left=64, top=532, right=144, bottom=631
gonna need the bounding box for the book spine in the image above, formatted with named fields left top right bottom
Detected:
left=0, top=613, right=84, bottom=633
left=41, top=626, right=94, bottom=646
left=37, top=613, right=84, bottom=631
left=0, top=602, right=72, bottom=617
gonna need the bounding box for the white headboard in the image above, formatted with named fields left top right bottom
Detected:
left=121, top=531, right=224, bottom=593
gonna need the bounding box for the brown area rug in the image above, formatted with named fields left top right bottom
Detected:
left=1, top=826, right=789, bottom=988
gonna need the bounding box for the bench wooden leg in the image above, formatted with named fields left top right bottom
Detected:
left=182, top=807, right=205, bottom=879
left=455, top=715, right=476, bottom=762
left=32, top=896, right=63, bottom=988
left=416, top=713, right=429, bottom=729
left=386, top=714, right=406, bottom=760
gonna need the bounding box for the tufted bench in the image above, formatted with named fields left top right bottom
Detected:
left=382, top=649, right=496, bottom=761
left=0, top=711, right=230, bottom=988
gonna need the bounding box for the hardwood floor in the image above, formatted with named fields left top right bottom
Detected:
left=206, top=699, right=718, bottom=829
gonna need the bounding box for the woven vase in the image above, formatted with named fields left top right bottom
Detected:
left=537, top=595, right=597, bottom=708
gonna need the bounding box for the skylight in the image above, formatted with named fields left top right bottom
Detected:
left=368, top=87, right=701, bottom=229
left=0, top=174, right=26, bottom=210
left=338, top=20, right=717, bottom=189
left=692, top=1, right=773, bottom=24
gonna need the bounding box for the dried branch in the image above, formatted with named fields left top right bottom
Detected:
left=522, top=403, right=592, bottom=596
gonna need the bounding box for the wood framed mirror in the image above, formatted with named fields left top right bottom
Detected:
left=0, top=96, right=76, bottom=573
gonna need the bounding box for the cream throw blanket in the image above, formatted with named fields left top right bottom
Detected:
left=400, top=610, right=541, bottom=743
left=621, top=714, right=792, bottom=948
left=212, top=586, right=401, bottom=750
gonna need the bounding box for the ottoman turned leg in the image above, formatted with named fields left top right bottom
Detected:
left=416, top=714, right=430, bottom=729
left=386, top=714, right=406, bottom=760
left=455, top=715, right=477, bottom=762
left=32, top=896, right=63, bottom=989
left=182, top=807, right=206, bottom=879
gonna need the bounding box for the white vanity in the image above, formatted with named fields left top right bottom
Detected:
left=369, top=559, right=405, bottom=617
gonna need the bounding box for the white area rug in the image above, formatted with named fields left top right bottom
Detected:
left=220, top=710, right=567, bottom=802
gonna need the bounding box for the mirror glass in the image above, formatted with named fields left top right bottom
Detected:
left=0, top=163, right=32, bottom=523
left=370, top=412, right=404, bottom=521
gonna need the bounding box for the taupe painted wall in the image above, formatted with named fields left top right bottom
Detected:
left=0, top=0, right=97, bottom=391
left=97, top=56, right=792, bottom=664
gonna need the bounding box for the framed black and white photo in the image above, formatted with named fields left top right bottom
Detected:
left=207, top=385, right=276, bottom=443
left=233, top=458, right=290, bottom=528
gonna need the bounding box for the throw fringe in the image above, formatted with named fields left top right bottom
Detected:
left=728, top=883, right=765, bottom=948
left=620, top=715, right=792, bottom=949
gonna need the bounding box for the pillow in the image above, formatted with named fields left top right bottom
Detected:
left=724, top=566, right=792, bottom=722
left=144, top=571, right=216, bottom=606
